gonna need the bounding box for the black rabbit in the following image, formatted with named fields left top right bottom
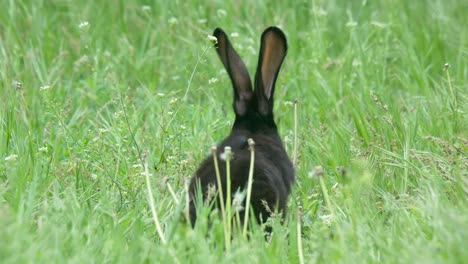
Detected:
left=189, top=27, right=294, bottom=228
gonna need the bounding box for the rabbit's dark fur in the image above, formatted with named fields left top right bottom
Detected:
left=189, top=27, right=294, bottom=227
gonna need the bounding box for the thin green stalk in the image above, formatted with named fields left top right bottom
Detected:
left=144, top=157, right=167, bottom=244
left=224, top=146, right=233, bottom=250
left=293, top=99, right=298, bottom=166
left=165, top=180, right=179, bottom=204
left=297, top=209, right=304, bottom=264
left=165, top=43, right=212, bottom=130
left=212, top=146, right=229, bottom=249
left=444, top=63, right=458, bottom=129
left=319, top=174, right=335, bottom=220
left=184, top=178, right=190, bottom=225
left=120, top=92, right=143, bottom=164
left=234, top=202, right=242, bottom=235
left=318, top=171, right=344, bottom=244
left=212, top=146, right=225, bottom=216
left=445, top=63, right=457, bottom=110
left=243, top=138, right=255, bottom=238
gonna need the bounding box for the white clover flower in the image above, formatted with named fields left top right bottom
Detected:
left=167, top=111, right=173, bottom=115
left=78, top=21, right=90, bottom=32
left=40, top=85, right=51, bottom=91
left=206, top=183, right=217, bottom=204
left=346, top=21, right=357, bottom=28
left=217, top=9, right=227, bottom=17
left=168, top=17, right=178, bottom=25
left=198, top=18, right=207, bottom=24
left=352, top=58, right=361, bottom=67
left=319, top=214, right=334, bottom=226
left=169, top=98, right=178, bottom=104
left=180, top=125, right=186, bottom=130
left=178, top=159, right=188, bottom=166
left=15, top=81, right=23, bottom=89
left=141, top=5, right=151, bottom=12
left=230, top=32, right=239, bottom=38
left=207, top=35, right=218, bottom=44
left=140, top=172, right=153, bottom=177
left=132, top=164, right=143, bottom=170
left=219, top=146, right=233, bottom=161
left=208, top=77, right=218, bottom=84
left=314, top=8, right=328, bottom=16
left=5, top=154, right=18, bottom=161
left=283, top=101, right=293, bottom=106
left=79, top=21, right=89, bottom=28
left=308, top=165, right=324, bottom=178
left=220, top=152, right=226, bottom=161
left=370, top=21, right=388, bottom=28
left=39, top=146, right=48, bottom=153
left=113, top=111, right=123, bottom=118
left=232, top=190, right=245, bottom=213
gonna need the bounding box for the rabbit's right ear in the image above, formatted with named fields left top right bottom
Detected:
left=213, top=28, right=253, bottom=116
left=253, top=27, right=287, bottom=117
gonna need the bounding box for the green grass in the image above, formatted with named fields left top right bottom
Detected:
left=1, top=0, right=467, bottom=263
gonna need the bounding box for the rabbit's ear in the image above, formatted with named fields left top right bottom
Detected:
left=213, top=28, right=253, bottom=116
left=254, top=27, right=287, bottom=117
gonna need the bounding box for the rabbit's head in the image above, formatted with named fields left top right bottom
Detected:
left=213, top=27, right=287, bottom=137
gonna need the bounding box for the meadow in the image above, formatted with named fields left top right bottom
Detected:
left=0, top=0, right=467, bottom=263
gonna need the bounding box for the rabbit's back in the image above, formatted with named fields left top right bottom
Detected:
left=189, top=134, right=294, bottom=224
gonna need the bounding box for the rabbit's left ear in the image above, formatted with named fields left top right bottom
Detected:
left=254, top=27, right=288, bottom=116
left=213, top=28, right=253, bottom=117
